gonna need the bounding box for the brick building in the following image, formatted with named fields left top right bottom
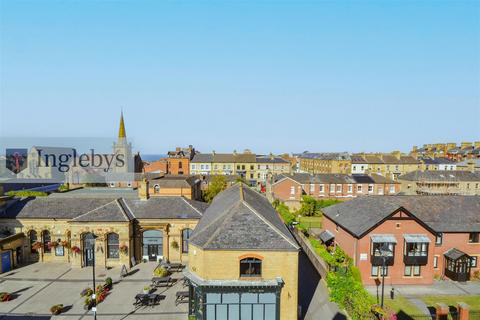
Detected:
left=147, top=175, right=202, bottom=200
left=268, top=173, right=400, bottom=208
left=320, top=196, right=480, bottom=285
left=298, top=152, right=351, bottom=174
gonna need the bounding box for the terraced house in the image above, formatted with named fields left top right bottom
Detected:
left=298, top=152, right=351, bottom=174
left=351, top=152, right=421, bottom=180
left=320, top=196, right=480, bottom=285
left=268, top=173, right=399, bottom=208
left=0, top=185, right=208, bottom=271
left=185, top=183, right=300, bottom=320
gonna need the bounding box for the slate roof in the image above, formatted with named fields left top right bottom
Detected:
left=278, top=173, right=355, bottom=184
left=255, top=156, right=289, bottom=164
left=299, top=152, right=351, bottom=160
left=191, top=153, right=257, bottom=163
left=124, top=197, right=207, bottom=219
left=71, top=199, right=132, bottom=222
left=352, top=154, right=420, bottom=165
left=1, top=197, right=116, bottom=219
left=190, top=183, right=299, bottom=251
left=444, top=248, right=469, bottom=260
left=1, top=195, right=208, bottom=221
left=148, top=175, right=200, bottom=188
left=352, top=174, right=397, bottom=184
left=322, top=196, right=480, bottom=237
left=420, top=157, right=457, bottom=165
left=398, top=170, right=480, bottom=182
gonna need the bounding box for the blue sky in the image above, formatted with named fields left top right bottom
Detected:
left=1, top=0, right=479, bottom=154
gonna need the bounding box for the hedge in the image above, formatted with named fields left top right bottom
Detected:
left=6, top=190, right=48, bottom=197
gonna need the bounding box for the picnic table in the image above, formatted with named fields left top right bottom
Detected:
left=134, top=293, right=161, bottom=306
left=151, top=276, right=172, bottom=287
left=175, top=291, right=189, bottom=306
left=158, top=262, right=184, bottom=272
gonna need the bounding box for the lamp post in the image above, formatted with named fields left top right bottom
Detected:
left=379, top=243, right=392, bottom=308
left=91, top=234, right=98, bottom=320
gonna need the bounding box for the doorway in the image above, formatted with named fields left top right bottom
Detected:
left=143, top=230, right=163, bottom=262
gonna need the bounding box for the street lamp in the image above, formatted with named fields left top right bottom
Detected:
left=379, top=243, right=392, bottom=308
left=91, top=234, right=99, bottom=320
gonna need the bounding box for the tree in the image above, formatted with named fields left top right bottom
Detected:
left=203, top=175, right=227, bottom=203
left=297, top=195, right=319, bottom=216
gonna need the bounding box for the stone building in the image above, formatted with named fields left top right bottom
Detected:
left=0, top=187, right=208, bottom=269
left=398, top=170, right=480, bottom=195
left=185, top=183, right=300, bottom=320
left=351, top=152, right=421, bottom=180
left=298, top=152, right=351, bottom=174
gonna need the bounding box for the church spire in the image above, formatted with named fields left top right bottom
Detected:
left=118, top=111, right=126, bottom=139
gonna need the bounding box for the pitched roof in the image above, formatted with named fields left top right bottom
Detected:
left=71, top=199, right=132, bottom=222
left=124, top=197, right=207, bottom=219
left=398, top=170, right=480, bottom=182
left=278, top=173, right=355, bottom=184
left=190, top=183, right=299, bottom=251
left=149, top=175, right=200, bottom=188
left=2, top=197, right=116, bottom=219
left=322, top=196, right=480, bottom=236
left=299, top=152, right=351, bottom=160
left=255, top=156, right=289, bottom=164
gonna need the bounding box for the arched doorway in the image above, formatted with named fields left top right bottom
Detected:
left=83, top=233, right=96, bottom=267
left=142, top=230, right=163, bottom=261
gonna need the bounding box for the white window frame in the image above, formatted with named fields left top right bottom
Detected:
left=347, top=184, right=352, bottom=193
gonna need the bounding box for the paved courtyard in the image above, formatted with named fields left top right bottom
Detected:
left=0, top=262, right=188, bottom=320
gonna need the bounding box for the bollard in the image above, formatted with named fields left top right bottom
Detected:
left=390, top=288, right=394, bottom=299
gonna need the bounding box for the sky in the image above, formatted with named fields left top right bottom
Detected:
left=1, top=0, right=479, bottom=154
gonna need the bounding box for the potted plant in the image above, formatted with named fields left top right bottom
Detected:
left=84, top=297, right=93, bottom=310
left=0, top=292, right=11, bottom=302
left=80, top=287, right=93, bottom=297
left=50, top=304, right=63, bottom=315
left=143, top=286, right=151, bottom=294
left=153, top=266, right=169, bottom=277
left=104, top=277, right=113, bottom=290
left=171, top=240, right=179, bottom=250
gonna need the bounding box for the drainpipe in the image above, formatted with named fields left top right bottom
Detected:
left=353, top=238, right=358, bottom=266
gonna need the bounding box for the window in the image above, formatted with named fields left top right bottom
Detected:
left=396, top=223, right=401, bottom=229
left=191, top=164, right=196, bottom=170
left=200, top=164, right=205, bottom=170
left=377, top=186, right=383, bottom=195
left=319, top=184, right=324, bottom=193
left=371, top=242, right=394, bottom=256
left=336, top=185, right=342, bottom=193
left=107, top=233, right=119, bottom=259
left=469, top=232, right=480, bottom=243
left=310, top=184, right=315, bottom=192
left=389, top=185, right=395, bottom=193
left=471, top=256, right=478, bottom=268
left=368, top=185, right=373, bottom=193
left=433, top=256, right=438, bottom=269
left=240, top=258, right=262, bottom=277
left=153, top=184, right=160, bottom=193
left=330, top=184, right=335, bottom=193
left=353, top=166, right=357, bottom=171
left=42, top=230, right=51, bottom=253
left=179, top=162, right=183, bottom=169
left=290, top=186, right=295, bottom=195
left=404, top=265, right=421, bottom=276
left=237, top=165, right=240, bottom=170
left=29, top=230, right=38, bottom=253
left=242, top=165, right=245, bottom=170
left=371, top=265, right=388, bottom=277
left=347, top=184, right=352, bottom=193
left=182, top=228, right=192, bottom=253
left=405, top=242, right=428, bottom=257
left=435, top=233, right=443, bottom=246
left=357, top=185, right=363, bottom=193
left=250, top=165, right=254, bottom=170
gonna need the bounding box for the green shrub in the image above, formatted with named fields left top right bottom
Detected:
left=276, top=203, right=295, bottom=224
left=6, top=190, right=48, bottom=197
left=58, top=184, right=69, bottom=192
left=153, top=266, right=169, bottom=277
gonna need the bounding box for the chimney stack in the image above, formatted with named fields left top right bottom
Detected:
left=139, top=178, right=150, bottom=200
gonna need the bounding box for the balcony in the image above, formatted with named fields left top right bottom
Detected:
left=404, top=254, right=428, bottom=265
left=371, top=255, right=394, bottom=266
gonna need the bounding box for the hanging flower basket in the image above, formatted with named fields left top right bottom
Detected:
left=171, top=240, right=179, bottom=250
left=119, top=244, right=128, bottom=255
left=47, top=241, right=59, bottom=249
left=31, top=242, right=42, bottom=251
left=60, top=240, right=70, bottom=248
left=71, top=246, right=81, bottom=254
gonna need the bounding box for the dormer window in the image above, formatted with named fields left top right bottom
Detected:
left=240, top=258, right=262, bottom=277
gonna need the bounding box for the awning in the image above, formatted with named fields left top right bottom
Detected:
left=444, top=248, right=470, bottom=261
left=371, top=234, right=397, bottom=244
left=319, top=230, right=335, bottom=243
left=403, top=234, right=431, bottom=243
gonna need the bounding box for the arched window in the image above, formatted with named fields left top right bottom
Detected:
left=181, top=228, right=192, bottom=253
left=42, top=230, right=51, bottom=253
left=107, top=233, right=119, bottom=259
left=29, top=230, right=37, bottom=253
left=240, top=258, right=262, bottom=277
left=154, top=184, right=160, bottom=194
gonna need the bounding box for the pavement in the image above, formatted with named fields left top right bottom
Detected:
left=365, top=279, right=480, bottom=297
left=0, top=262, right=188, bottom=320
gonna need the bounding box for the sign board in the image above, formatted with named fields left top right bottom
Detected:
left=360, top=253, right=368, bottom=261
